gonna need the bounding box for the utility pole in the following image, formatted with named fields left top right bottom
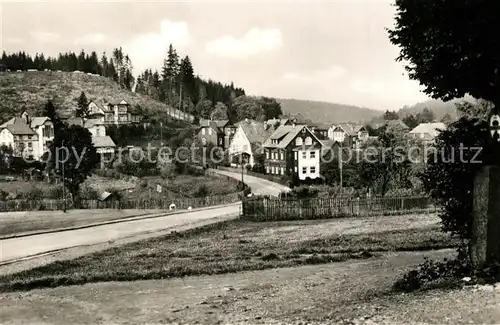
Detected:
left=160, top=121, right=163, bottom=145
left=339, top=140, right=343, bottom=195
left=61, top=140, right=66, bottom=213
left=241, top=153, right=244, bottom=193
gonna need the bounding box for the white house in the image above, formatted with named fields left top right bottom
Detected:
left=0, top=118, right=39, bottom=159
left=228, top=119, right=274, bottom=167
left=409, top=122, right=446, bottom=142
left=263, top=124, right=324, bottom=181
left=1, top=113, right=53, bottom=159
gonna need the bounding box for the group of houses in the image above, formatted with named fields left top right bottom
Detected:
left=0, top=99, right=446, bottom=185
left=197, top=114, right=447, bottom=183
left=0, top=100, right=141, bottom=161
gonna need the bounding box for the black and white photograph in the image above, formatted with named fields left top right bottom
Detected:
left=1, top=1, right=500, bottom=324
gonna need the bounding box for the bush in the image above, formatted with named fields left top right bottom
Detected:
left=79, top=185, right=99, bottom=200
left=193, top=184, right=209, bottom=198
left=19, top=187, right=45, bottom=200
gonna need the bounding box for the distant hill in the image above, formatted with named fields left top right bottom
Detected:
left=0, top=71, right=192, bottom=123
left=277, top=98, right=381, bottom=124
left=397, top=96, right=477, bottom=121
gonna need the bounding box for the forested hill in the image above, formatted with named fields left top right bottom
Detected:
left=277, top=98, right=381, bottom=123
left=1, top=47, right=280, bottom=123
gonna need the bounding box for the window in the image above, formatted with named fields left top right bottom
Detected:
left=280, top=152, right=284, bottom=160
left=202, top=128, right=206, bottom=135
left=310, top=166, right=316, bottom=173
left=96, top=128, right=100, bottom=136
left=295, top=137, right=303, bottom=146
left=310, top=151, right=316, bottom=158
left=28, top=136, right=32, bottom=139
left=266, top=151, right=269, bottom=159
left=302, top=167, right=307, bottom=174
left=302, top=152, right=307, bottom=159
left=266, top=166, right=270, bottom=174
left=305, top=137, right=312, bottom=145
left=208, top=128, right=212, bottom=135
left=272, top=166, right=275, bottom=174
left=294, top=166, right=298, bottom=172
left=280, top=167, right=284, bottom=175
left=294, top=151, right=298, bottom=159
left=28, top=142, right=32, bottom=148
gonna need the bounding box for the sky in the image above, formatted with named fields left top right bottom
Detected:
left=0, top=0, right=431, bottom=110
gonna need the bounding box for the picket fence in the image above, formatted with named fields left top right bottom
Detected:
left=242, top=195, right=437, bottom=221
left=0, top=192, right=243, bottom=212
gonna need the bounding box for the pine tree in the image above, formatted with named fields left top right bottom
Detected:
left=76, top=91, right=90, bottom=126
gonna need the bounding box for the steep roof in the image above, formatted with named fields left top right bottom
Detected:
left=199, top=119, right=224, bottom=133
left=30, top=117, right=50, bottom=128
left=237, top=120, right=274, bottom=144
left=409, top=122, right=446, bottom=137
left=214, top=120, right=230, bottom=129
left=92, top=135, right=116, bottom=148
left=5, top=122, right=37, bottom=135
left=0, top=117, right=16, bottom=129
left=64, top=118, right=104, bottom=128
left=263, top=125, right=311, bottom=149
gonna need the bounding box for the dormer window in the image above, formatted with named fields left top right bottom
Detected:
left=305, top=137, right=312, bottom=145
left=296, top=137, right=303, bottom=146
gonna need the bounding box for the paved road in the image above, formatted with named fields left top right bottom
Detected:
left=0, top=204, right=239, bottom=264
left=210, top=169, right=290, bottom=197
left=1, top=171, right=288, bottom=264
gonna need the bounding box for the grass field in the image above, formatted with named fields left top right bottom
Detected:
left=0, top=175, right=136, bottom=199
left=0, top=214, right=457, bottom=292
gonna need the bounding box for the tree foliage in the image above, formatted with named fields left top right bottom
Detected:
left=76, top=91, right=89, bottom=125
left=421, top=117, right=500, bottom=241
left=50, top=125, right=100, bottom=204
left=388, top=0, right=500, bottom=105
left=1, top=49, right=133, bottom=89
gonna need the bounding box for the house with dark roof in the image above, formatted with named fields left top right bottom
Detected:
left=0, top=112, right=54, bottom=159
left=262, top=123, right=326, bottom=182
left=0, top=117, right=38, bottom=158
left=88, top=100, right=142, bottom=125
left=328, top=123, right=369, bottom=149
left=310, top=122, right=330, bottom=139
left=197, top=119, right=235, bottom=149
left=228, top=119, right=275, bottom=167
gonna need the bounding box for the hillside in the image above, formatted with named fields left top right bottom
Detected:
left=397, top=96, right=477, bottom=120
left=0, top=71, right=192, bottom=123
left=277, top=98, right=381, bottom=123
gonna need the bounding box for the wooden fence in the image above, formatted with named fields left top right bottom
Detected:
left=242, top=196, right=437, bottom=221
left=0, top=192, right=243, bottom=212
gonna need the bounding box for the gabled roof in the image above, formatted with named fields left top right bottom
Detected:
left=214, top=120, right=230, bottom=129
left=5, top=122, right=37, bottom=135
left=263, top=125, right=317, bottom=149
left=65, top=118, right=104, bottom=128
left=236, top=119, right=275, bottom=144
left=92, top=135, right=116, bottom=148
left=311, top=122, right=331, bottom=131
left=409, top=122, right=446, bottom=137
left=30, top=117, right=50, bottom=128
left=0, top=117, right=16, bottom=129
left=199, top=119, right=224, bottom=133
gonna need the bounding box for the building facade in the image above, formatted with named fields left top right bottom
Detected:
left=262, top=124, right=324, bottom=182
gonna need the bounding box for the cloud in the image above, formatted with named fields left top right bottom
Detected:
left=206, top=28, right=282, bottom=59
left=74, top=33, right=106, bottom=45
left=30, top=31, right=60, bottom=43
left=123, top=19, right=191, bottom=74
left=283, top=65, right=348, bottom=82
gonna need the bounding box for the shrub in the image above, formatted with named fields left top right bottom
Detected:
left=79, top=185, right=99, bottom=200
left=193, top=184, right=209, bottom=198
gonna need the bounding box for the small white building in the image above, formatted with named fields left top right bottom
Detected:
left=228, top=119, right=274, bottom=167
left=409, top=122, right=446, bottom=142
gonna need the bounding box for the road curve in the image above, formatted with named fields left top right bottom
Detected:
left=0, top=204, right=240, bottom=264
left=210, top=169, right=290, bottom=197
